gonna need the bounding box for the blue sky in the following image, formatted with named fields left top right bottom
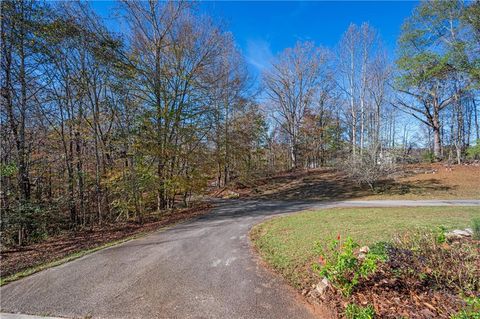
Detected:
left=91, top=1, right=418, bottom=73
left=201, top=1, right=417, bottom=70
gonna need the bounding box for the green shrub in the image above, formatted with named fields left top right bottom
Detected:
left=0, top=162, right=17, bottom=177
left=435, top=225, right=447, bottom=244
left=451, top=312, right=480, bottom=319
left=466, top=140, right=480, bottom=160
left=1, top=202, right=62, bottom=246
left=472, top=218, right=480, bottom=240
left=422, top=150, right=435, bottom=163
left=345, top=303, right=375, bottom=319
left=451, top=296, right=480, bottom=319
left=313, top=236, right=383, bottom=296
left=369, top=241, right=390, bottom=259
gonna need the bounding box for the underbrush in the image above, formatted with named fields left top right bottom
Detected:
left=312, top=226, right=480, bottom=318
left=1, top=203, right=212, bottom=283
left=313, top=236, right=385, bottom=296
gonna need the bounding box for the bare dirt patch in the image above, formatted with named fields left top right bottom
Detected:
left=367, top=163, right=480, bottom=200
left=215, top=168, right=370, bottom=200
left=218, top=164, right=480, bottom=201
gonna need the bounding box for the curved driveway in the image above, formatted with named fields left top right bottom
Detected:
left=2, top=199, right=480, bottom=319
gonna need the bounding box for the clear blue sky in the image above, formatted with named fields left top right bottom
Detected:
left=91, top=1, right=418, bottom=72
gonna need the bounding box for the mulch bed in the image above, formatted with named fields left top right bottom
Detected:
left=316, top=267, right=467, bottom=318
left=0, top=203, right=212, bottom=278
left=305, top=238, right=480, bottom=318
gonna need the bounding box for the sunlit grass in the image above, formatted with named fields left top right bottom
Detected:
left=251, top=206, right=480, bottom=287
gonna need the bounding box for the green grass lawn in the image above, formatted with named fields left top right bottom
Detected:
left=250, top=206, right=480, bottom=287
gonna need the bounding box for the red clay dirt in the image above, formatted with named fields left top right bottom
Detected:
left=213, top=163, right=480, bottom=201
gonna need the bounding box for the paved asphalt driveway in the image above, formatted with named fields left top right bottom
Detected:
left=2, top=199, right=480, bottom=319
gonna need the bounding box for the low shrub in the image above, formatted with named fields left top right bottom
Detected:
left=422, top=150, right=436, bottom=163
left=1, top=202, right=64, bottom=246
left=313, top=236, right=384, bottom=296
left=435, top=225, right=447, bottom=244
left=338, top=153, right=396, bottom=191
left=345, top=303, right=376, bottom=319
left=472, top=218, right=480, bottom=240
left=466, top=140, right=480, bottom=160
left=368, top=241, right=391, bottom=257
left=451, top=297, right=480, bottom=319
left=391, top=231, right=479, bottom=294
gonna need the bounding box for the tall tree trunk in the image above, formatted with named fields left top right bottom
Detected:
left=223, top=100, right=229, bottom=186
left=67, top=127, right=77, bottom=226
left=432, top=113, right=442, bottom=161
left=350, top=49, right=357, bottom=158
left=92, top=88, right=103, bottom=224
left=474, top=98, right=479, bottom=141
left=75, top=125, right=85, bottom=225
left=290, top=129, right=297, bottom=169
left=11, top=3, right=32, bottom=203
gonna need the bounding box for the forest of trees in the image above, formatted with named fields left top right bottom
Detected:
left=1, top=0, right=480, bottom=245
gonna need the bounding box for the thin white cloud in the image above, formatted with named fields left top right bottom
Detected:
left=245, top=38, right=274, bottom=71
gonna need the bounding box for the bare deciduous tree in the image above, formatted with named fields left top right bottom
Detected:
left=263, top=41, right=328, bottom=169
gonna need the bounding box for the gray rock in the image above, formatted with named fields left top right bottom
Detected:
left=452, top=229, right=472, bottom=237
left=359, top=246, right=370, bottom=253
left=446, top=229, right=472, bottom=239
left=315, top=277, right=330, bottom=295
left=357, top=246, right=369, bottom=260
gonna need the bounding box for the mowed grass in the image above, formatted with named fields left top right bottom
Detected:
left=250, top=206, right=480, bottom=287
